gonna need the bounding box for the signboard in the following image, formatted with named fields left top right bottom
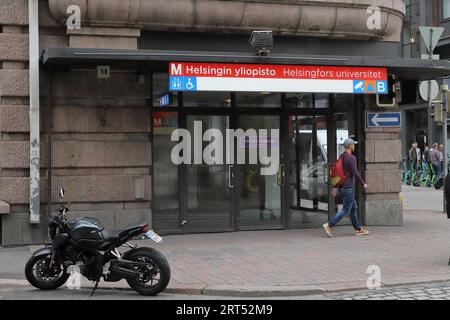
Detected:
left=419, top=26, right=444, bottom=60
left=97, top=65, right=110, bottom=79
left=169, top=62, right=388, bottom=94
left=419, top=80, right=439, bottom=102
left=153, top=112, right=177, bottom=131
left=159, top=94, right=171, bottom=106
left=367, top=112, right=401, bottom=128
left=419, top=26, right=444, bottom=54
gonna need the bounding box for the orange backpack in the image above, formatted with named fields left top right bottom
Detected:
left=331, top=153, right=349, bottom=187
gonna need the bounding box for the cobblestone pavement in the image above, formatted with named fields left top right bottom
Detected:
left=328, top=281, right=450, bottom=300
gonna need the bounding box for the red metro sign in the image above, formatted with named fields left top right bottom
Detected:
left=169, top=62, right=388, bottom=94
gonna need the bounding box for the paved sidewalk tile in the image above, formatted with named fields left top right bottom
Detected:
left=1, top=205, right=450, bottom=295
left=145, top=209, right=450, bottom=290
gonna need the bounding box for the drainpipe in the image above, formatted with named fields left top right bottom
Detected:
left=28, top=0, right=40, bottom=224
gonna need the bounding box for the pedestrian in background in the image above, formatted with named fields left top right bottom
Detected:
left=415, top=143, right=421, bottom=175
left=422, top=143, right=430, bottom=179
left=439, top=144, right=445, bottom=178
left=430, top=143, right=441, bottom=179
left=408, top=142, right=419, bottom=179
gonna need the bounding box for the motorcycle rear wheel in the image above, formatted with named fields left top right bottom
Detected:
left=125, top=247, right=171, bottom=296
left=25, top=253, right=70, bottom=290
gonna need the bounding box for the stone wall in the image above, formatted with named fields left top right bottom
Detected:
left=44, top=67, right=152, bottom=206
left=0, top=0, right=152, bottom=245
left=363, top=96, right=403, bottom=226
left=0, top=0, right=68, bottom=245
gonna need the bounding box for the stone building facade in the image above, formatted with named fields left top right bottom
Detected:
left=1, top=0, right=152, bottom=245
left=0, top=0, right=448, bottom=246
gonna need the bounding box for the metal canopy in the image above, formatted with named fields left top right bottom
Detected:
left=42, top=47, right=450, bottom=81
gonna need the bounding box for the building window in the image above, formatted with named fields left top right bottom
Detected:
left=443, top=0, right=450, bottom=20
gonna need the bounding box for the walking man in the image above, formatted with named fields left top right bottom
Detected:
left=323, top=138, right=369, bottom=237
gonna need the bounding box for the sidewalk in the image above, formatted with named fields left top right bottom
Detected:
left=401, top=184, right=444, bottom=212
left=1, top=207, right=450, bottom=296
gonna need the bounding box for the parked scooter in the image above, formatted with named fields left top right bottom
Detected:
left=25, top=188, right=170, bottom=296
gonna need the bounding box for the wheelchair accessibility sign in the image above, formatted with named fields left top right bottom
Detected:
left=170, top=76, right=197, bottom=91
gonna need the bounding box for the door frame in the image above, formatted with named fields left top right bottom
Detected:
left=282, top=94, right=360, bottom=228
left=180, top=107, right=236, bottom=233
left=179, top=105, right=285, bottom=232
left=282, top=100, right=333, bottom=229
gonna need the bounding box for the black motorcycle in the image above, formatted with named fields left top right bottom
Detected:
left=25, top=188, right=170, bottom=296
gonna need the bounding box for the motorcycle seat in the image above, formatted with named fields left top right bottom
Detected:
left=101, top=223, right=148, bottom=242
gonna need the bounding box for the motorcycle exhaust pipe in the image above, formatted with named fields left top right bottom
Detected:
left=109, top=265, right=140, bottom=280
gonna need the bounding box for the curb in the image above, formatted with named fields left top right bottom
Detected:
left=2, top=276, right=450, bottom=297
left=201, top=285, right=325, bottom=297
left=0, top=279, right=324, bottom=297
left=0, top=279, right=29, bottom=287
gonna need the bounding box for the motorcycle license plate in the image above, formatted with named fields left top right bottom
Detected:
left=144, top=230, right=163, bottom=244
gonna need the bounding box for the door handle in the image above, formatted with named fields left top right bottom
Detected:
left=277, top=164, right=284, bottom=186
left=227, top=165, right=234, bottom=188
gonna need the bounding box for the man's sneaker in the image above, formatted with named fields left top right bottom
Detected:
left=322, top=223, right=333, bottom=238
left=355, top=228, right=370, bottom=236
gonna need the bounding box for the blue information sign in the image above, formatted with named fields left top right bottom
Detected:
left=367, top=112, right=401, bottom=128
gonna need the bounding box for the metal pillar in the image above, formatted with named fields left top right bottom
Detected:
left=427, top=29, right=434, bottom=151
left=442, top=85, right=448, bottom=213
left=47, top=72, right=52, bottom=222
left=28, top=0, right=40, bottom=224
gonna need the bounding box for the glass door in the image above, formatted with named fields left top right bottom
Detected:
left=185, top=114, right=234, bottom=232
left=152, top=112, right=181, bottom=233
left=236, top=115, right=282, bottom=229
left=287, top=115, right=330, bottom=227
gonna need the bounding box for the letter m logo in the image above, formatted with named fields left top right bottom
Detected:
left=171, top=63, right=182, bottom=76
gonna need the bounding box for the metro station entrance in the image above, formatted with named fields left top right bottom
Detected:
left=152, top=77, right=361, bottom=234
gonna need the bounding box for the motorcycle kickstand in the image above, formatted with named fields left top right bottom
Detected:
left=90, top=280, right=99, bottom=297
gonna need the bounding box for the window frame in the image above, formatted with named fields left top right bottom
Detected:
left=442, top=0, right=450, bottom=22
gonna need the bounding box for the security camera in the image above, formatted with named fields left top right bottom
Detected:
left=249, top=31, right=273, bottom=57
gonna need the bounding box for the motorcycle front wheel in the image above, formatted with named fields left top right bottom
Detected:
left=25, top=252, right=70, bottom=290
left=125, top=247, right=171, bottom=296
